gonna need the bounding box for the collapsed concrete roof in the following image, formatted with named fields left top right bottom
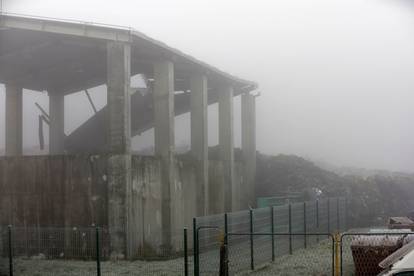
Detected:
left=0, top=13, right=257, bottom=95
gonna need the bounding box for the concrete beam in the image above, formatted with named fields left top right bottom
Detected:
left=241, top=93, right=256, bottom=208
left=49, top=93, right=65, bottom=155
left=106, top=41, right=132, bottom=259
left=1, top=14, right=132, bottom=42
left=5, top=85, right=23, bottom=156
left=190, top=73, right=208, bottom=216
left=219, top=84, right=235, bottom=212
left=153, top=60, right=175, bottom=250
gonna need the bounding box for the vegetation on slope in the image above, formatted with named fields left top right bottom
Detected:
left=256, top=153, right=414, bottom=228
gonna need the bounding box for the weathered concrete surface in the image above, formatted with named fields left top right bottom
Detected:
left=0, top=154, right=246, bottom=257
left=107, top=41, right=131, bottom=154
left=106, top=41, right=132, bottom=259
left=107, top=154, right=132, bottom=259
left=49, top=93, right=65, bottom=154
left=218, top=84, right=235, bottom=212
left=153, top=60, right=175, bottom=252
left=5, top=85, right=23, bottom=156
left=190, top=73, right=209, bottom=216
left=0, top=155, right=108, bottom=228
left=241, top=93, right=257, bottom=208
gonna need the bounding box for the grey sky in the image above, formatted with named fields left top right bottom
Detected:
left=2, top=0, right=414, bottom=172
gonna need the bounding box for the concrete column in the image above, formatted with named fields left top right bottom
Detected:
left=106, top=41, right=132, bottom=259
left=190, top=73, right=208, bottom=216
left=5, top=85, right=23, bottom=156
left=241, top=93, right=256, bottom=208
left=219, top=84, right=235, bottom=212
left=107, top=42, right=131, bottom=153
left=49, top=93, right=65, bottom=154
left=153, top=60, right=175, bottom=250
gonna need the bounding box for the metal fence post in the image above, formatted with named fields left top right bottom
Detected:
left=344, top=198, right=348, bottom=230
left=340, top=234, right=344, bottom=276
left=288, top=204, right=292, bottom=255
left=224, top=213, right=229, bottom=275
left=8, top=225, right=13, bottom=276
left=316, top=200, right=320, bottom=243
left=334, top=233, right=341, bottom=276
left=336, top=198, right=340, bottom=232
left=95, top=227, right=101, bottom=276
left=270, top=206, right=275, bottom=261
left=327, top=198, right=331, bottom=234
left=224, top=213, right=228, bottom=244
left=303, top=202, right=307, bottom=249
left=193, top=218, right=198, bottom=276
left=249, top=209, right=254, bottom=270
left=184, top=228, right=188, bottom=276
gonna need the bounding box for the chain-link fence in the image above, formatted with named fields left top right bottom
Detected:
left=0, top=226, right=192, bottom=276
left=0, top=226, right=8, bottom=276
left=340, top=232, right=414, bottom=276
left=194, top=197, right=346, bottom=275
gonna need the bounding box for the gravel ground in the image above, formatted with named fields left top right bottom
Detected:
left=0, top=257, right=7, bottom=276
left=7, top=257, right=192, bottom=276
left=236, top=239, right=335, bottom=276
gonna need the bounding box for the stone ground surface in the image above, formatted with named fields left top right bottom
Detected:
left=1, top=257, right=192, bottom=276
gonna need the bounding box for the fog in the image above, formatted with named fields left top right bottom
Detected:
left=2, top=0, right=414, bottom=172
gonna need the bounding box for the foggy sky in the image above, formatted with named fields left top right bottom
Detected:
left=2, top=0, right=414, bottom=172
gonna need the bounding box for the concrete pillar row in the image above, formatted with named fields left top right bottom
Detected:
left=153, top=60, right=175, bottom=250
left=241, top=93, right=257, bottom=209
left=106, top=41, right=132, bottom=260
left=49, top=93, right=65, bottom=155
left=218, top=84, right=235, bottom=213
left=5, top=84, right=23, bottom=156
left=190, top=73, right=209, bottom=216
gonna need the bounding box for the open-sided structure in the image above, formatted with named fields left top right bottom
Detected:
left=0, top=13, right=257, bottom=258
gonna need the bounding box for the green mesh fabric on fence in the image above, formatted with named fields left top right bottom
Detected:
left=194, top=197, right=346, bottom=275
left=228, top=210, right=251, bottom=274
left=0, top=227, right=8, bottom=276
left=2, top=226, right=191, bottom=276
left=195, top=213, right=224, bottom=276
left=253, top=208, right=272, bottom=266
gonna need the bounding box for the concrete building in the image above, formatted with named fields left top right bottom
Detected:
left=0, top=13, right=257, bottom=259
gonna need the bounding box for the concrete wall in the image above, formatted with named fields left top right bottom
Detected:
left=0, top=155, right=108, bottom=228
left=0, top=154, right=246, bottom=258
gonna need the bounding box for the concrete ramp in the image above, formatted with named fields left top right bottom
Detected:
left=65, top=90, right=218, bottom=153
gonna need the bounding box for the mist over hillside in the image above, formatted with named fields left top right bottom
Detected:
left=256, top=153, right=414, bottom=227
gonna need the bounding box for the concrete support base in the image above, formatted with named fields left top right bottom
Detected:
left=49, top=93, right=65, bottom=154
left=5, top=85, right=23, bottom=156
left=190, top=73, right=208, bottom=216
